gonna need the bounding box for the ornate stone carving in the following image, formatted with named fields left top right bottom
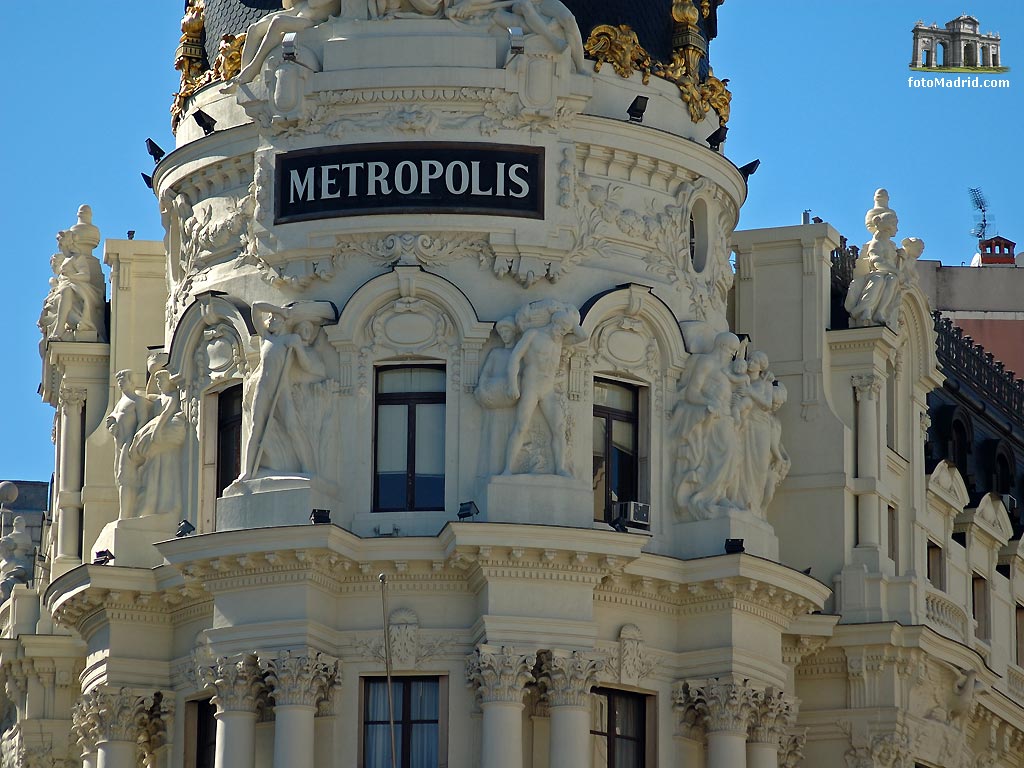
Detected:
left=476, top=317, right=519, bottom=478
left=106, top=369, right=149, bottom=518
left=0, top=516, right=33, bottom=601
left=238, top=301, right=341, bottom=483
left=264, top=651, right=339, bottom=708
left=501, top=300, right=587, bottom=477
left=607, top=624, right=657, bottom=685
left=127, top=369, right=187, bottom=518
left=844, top=189, right=925, bottom=329
left=355, top=609, right=454, bottom=669
left=852, top=373, right=881, bottom=402
left=198, top=653, right=269, bottom=714
left=171, top=0, right=206, bottom=129
left=466, top=646, right=536, bottom=704
left=585, top=25, right=652, bottom=84
left=138, top=693, right=174, bottom=768
left=747, top=688, right=796, bottom=746
left=72, top=687, right=162, bottom=746
left=538, top=651, right=603, bottom=708
left=39, top=206, right=105, bottom=345
left=780, top=732, right=806, bottom=768
left=334, top=232, right=494, bottom=269
left=688, top=679, right=759, bottom=734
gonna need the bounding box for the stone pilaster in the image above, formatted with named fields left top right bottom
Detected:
left=540, top=651, right=603, bottom=768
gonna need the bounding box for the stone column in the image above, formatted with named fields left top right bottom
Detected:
left=264, top=651, right=339, bottom=768
left=853, top=374, right=881, bottom=548
left=199, top=653, right=268, bottom=768
left=691, top=679, right=758, bottom=768
left=540, top=651, right=603, bottom=768
left=746, top=689, right=796, bottom=768
left=73, top=687, right=162, bottom=768
left=71, top=696, right=100, bottom=768
left=56, top=385, right=86, bottom=563
left=466, top=646, right=536, bottom=768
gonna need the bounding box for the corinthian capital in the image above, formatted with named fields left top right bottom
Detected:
left=748, top=688, right=797, bottom=745
left=59, top=386, right=87, bottom=410
left=690, top=678, right=759, bottom=735
left=539, top=650, right=604, bottom=708
left=198, top=653, right=268, bottom=714
left=263, top=651, right=339, bottom=708
left=466, top=646, right=536, bottom=705
left=851, top=374, right=881, bottom=402
left=72, top=687, right=155, bottom=744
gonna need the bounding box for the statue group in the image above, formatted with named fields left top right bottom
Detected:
left=38, top=205, right=106, bottom=345
left=672, top=332, right=789, bottom=521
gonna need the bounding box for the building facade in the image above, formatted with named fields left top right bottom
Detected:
left=4, top=2, right=1024, bottom=768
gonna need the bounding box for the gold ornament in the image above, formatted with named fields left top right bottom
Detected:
left=585, top=25, right=652, bottom=85
left=171, top=0, right=208, bottom=130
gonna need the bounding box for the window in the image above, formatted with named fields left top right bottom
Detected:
left=1016, top=605, right=1024, bottom=665
left=887, top=506, right=898, bottom=568
left=593, top=380, right=639, bottom=522
left=950, top=418, right=969, bottom=478
left=926, top=541, right=944, bottom=590
left=184, top=698, right=217, bottom=768
left=375, top=367, right=446, bottom=512
left=363, top=677, right=442, bottom=768
left=216, top=384, right=243, bottom=497
left=591, top=688, right=646, bottom=768
left=973, top=574, right=990, bottom=640
left=885, top=360, right=896, bottom=449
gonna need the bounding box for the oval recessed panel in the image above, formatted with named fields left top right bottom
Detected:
left=385, top=312, right=434, bottom=346
left=606, top=329, right=645, bottom=363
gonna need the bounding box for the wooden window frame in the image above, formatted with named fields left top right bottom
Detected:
left=593, top=379, right=640, bottom=523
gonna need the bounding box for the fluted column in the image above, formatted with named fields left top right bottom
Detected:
left=466, top=646, right=536, bottom=768
left=691, top=679, right=758, bottom=768
left=56, top=385, right=86, bottom=563
left=540, top=651, right=603, bottom=768
left=747, top=689, right=796, bottom=768
left=200, top=653, right=268, bottom=768
left=73, top=687, right=162, bottom=768
left=264, top=651, right=339, bottom=768
left=853, top=374, right=881, bottom=548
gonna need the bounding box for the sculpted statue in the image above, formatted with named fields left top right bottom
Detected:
left=735, top=351, right=774, bottom=511
left=0, top=517, right=33, bottom=601
left=502, top=300, right=587, bottom=477
left=106, top=370, right=151, bottom=518
left=448, top=0, right=587, bottom=72
left=239, top=301, right=338, bottom=482
left=222, top=0, right=342, bottom=90
left=762, top=382, right=790, bottom=511
left=129, top=370, right=188, bottom=518
left=39, top=205, right=106, bottom=344
left=844, top=189, right=925, bottom=328
left=369, top=0, right=444, bottom=19
left=475, top=316, right=518, bottom=477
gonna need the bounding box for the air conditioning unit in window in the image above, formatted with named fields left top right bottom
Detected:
left=612, top=501, right=651, bottom=530
left=1002, top=494, right=1019, bottom=514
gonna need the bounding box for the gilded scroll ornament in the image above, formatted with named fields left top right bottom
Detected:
left=211, top=34, right=246, bottom=82
left=585, top=25, right=652, bottom=85
left=171, top=0, right=207, bottom=130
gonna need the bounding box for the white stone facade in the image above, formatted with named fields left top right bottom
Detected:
left=5, top=3, right=1024, bottom=768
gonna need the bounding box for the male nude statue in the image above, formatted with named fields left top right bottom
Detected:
left=502, top=301, right=587, bottom=476
left=222, top=0, right=341, bottom=91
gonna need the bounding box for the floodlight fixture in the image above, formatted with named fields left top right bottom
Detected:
left=127, top=230, right=136, bottom=240
left=724, top=538, right=745, bottom=554
left=706, top=125, right=728, bottom=152
left=175, top=519, right=196, bottom=537
left=609, top=515, right=629, bottom=534
left=457, top=501, right=480, bottom=520
left=737, top=159, right=760, bottom=180
left=193, top=109, right=217, bottom=136
left=627, top=96, right=649, bottom=124
left=310, top=508, right=332, bottom=525
left=141, top=173, right=154, bottom=189
left=508, top=27, right=526, bottom=57
left=145, top=138, right=166, bottom=164
left=93, top=549, right=115, bottom=565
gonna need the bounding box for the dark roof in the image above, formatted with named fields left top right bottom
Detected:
left=200, top=0, right=721, bottom=68
left=0, top=480, right=49, bottom=514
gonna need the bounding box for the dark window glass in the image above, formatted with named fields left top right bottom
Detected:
left=593, top=380, right=639, bottom=522
left=926, top=541, right=944, bottom=590
left=364, top=677, right=440, bottom=768
left=375, top=367, right=445, bottom=511
left=217, top=384, right=243, bottom=497
left=973, top=574, right=990, bottom=640
left=195, top=698, right=217, bottom=768
left=951, top=419, right=969, bottom=477
left=591, top=688, right=646, bottom=768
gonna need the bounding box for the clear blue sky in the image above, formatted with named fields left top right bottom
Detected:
left=0, top=2, right=1020, bottom=482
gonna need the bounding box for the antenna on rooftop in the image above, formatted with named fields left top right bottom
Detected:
left=969, top=187, right=996, bottom=239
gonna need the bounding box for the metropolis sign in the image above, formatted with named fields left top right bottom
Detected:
left=275, top=143, right=545, bottom=223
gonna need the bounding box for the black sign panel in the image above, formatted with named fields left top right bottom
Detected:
left=275, top=142, right=545, bottom=223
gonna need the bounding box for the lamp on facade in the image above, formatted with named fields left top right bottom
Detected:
left=175, top=519, right=196, bottom=537
left=310, top=509, right=332, bottom=525
left=93, top=549, right=115, bottom=565
left=145, top=138, right=166, bottom=164
left=706, top=126, right=728, bottom=152
left=457, top=501, right=480, bottom=520
left=508, top=27, right=526, bottom=58
left=724, top=538, right=745, bottom=554
left=627, top=96, right=649, bottom=124
left=193, top=109, right=217, bottom=136
left=141, top=173, right=154, bottom=189
left=738, top=159, right=760, bottom=180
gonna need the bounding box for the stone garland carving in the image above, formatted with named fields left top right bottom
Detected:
left=38, top=205, right=106, bottom=346
left=498, top=300, right=588, bottom=478
left=0, top=516, right=34, bottom=601
left=334, top=232, right=495, bottom=269
left=585, top=25, right=652, bottom=84
left=198, top=653, right=269, bottom=714
left=538, top=651, right=604, bottom=708
left=263, top=651, right=340, bottom=708
left=844, top=189, right=925, bottom=329
left=600, top=624, right=657, bottom=685
left=125, top=368, right=188, bottom=518
left=672, top=334, right=789, bottom=520
left=466, top=647, right=537, bottom=704
left=238, top=301, right=341, bottom=484
left=355, top=608, right=455, bottom=669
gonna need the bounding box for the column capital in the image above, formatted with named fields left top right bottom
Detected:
left=852, top=374, right=881, bottom=402
left=263, top=650, right=339, bottom=708
left=71, top=686, right=162, bottom=746
left=466, top=645, right=536, bottom=705
left=686, top=678, right=759, bottom=735
left=747, top=688, right=797, bottom=745
left=780, top=732, right=807, bottom=768
left=539, top=650, right=603, bottom=708
left=198, top=652, right=269, bottom=714
left=58, top=385, right=87, bottom=411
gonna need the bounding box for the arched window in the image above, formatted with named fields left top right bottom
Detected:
left=950, top=418, right=970, bottom=478
left=216, top=384, right=243, bottom=498
left=690, top=198, right=709, bottom=273
left=995, top=447, right=1013, bottom=495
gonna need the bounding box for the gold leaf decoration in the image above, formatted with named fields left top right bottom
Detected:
left=585, top=24, right=653, bottom=85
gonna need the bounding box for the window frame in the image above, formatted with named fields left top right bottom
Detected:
left=359, top=675, right=447, bottom=768
left=592, top=378, right=641, bottom=523
left=972, top=572, right=990, bottom=640
left=373, top=365, right=446, bottom=513
left=590, top=687, right=648, bottom=768
left=926, top=540, right=944, bottom=590
left=183, top=697, right=217, bottom=768
left=216, top=383, right=243, bottom=499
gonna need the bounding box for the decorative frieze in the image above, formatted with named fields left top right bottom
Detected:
left=465, top=646, right=536, bottom=704
left=538, top=651, right=603, bottom=708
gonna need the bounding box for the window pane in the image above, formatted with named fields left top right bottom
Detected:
left=593, top=417, right=607, bottom=521
left=590, top=691, right=609, bottom=734
left=594, top=380, right=636, bottom=412
left=365, top=724, right=400, bottom=768
left=614, top=695, right=642, bottom=738
left=615, top=738, right=641, bottom=768
left=610, top=419, right=637, bottom=505
left=377, top=405, right=408, bottom=509
left=591, top=734, right=610, bottom=768
left=410, top=724, right=439, bottom=768
left=410, top=680, right=439, bottom=720
left=379, top=367, right=446, bottom=393
left=366, top=680, right=404, bottom=721
left=414, top=404, right=445, bottom=508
